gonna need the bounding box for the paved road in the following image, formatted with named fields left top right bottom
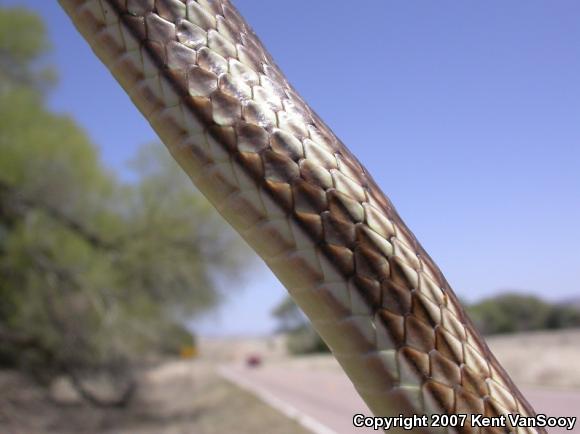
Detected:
left=221, top=362, right=580, bottom=434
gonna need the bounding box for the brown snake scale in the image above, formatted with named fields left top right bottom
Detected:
left=58, top=0, right=544, bottom=432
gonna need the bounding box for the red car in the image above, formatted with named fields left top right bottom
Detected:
left=246, top=354, right=262, bottom=368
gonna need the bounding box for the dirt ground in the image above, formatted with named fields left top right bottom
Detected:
left=0, top=360, right=309, bottom=434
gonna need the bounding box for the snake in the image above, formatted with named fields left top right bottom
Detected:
left=58, top=1, right=544, bottom=432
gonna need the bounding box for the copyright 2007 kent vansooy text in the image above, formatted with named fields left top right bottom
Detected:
left=353, top=413, right=577, bottom=431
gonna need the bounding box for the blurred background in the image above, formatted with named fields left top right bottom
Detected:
left=0, top=1, right=579, bottom=433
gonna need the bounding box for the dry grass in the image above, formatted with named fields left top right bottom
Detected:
left=486, top=328, right=580, bottom=388
left=0, top=360, right=309, bottom=434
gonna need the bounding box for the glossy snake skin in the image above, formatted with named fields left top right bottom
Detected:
left=59, top=1, right=543, bottom=432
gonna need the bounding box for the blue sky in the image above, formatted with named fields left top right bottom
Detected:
left=6, top=1, right=580, bottom=335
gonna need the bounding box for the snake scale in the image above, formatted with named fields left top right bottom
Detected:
left=58, top=1, right=544, bottom=432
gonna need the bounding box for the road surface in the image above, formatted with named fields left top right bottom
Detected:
left=221, top=360, right=580, bottom=434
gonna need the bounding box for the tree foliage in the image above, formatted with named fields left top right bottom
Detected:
left=271, top=296, right=307, bottom=333
left=467, top=293, right=580, bottom=335
left=0, top=7, right=250, bottom=405
left=271, top=297, right=329, bottom=354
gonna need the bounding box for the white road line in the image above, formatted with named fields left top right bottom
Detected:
left=218, top=366, right=337, bottom=434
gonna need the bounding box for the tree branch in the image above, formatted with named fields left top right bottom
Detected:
left=0, top=178, right=116, bottom=251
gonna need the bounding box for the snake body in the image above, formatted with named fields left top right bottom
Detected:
left=59, top=1, right=542, bottom=432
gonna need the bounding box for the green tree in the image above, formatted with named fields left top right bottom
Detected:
left=272, top=296, right=307, bottom=333
left=0, top=6, right=54, bottom=90
left=271, top=296, right=329, bottom=354
left=0, top=7, right=250, bottom=406
left=468, top=293, right=580, bottom=335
